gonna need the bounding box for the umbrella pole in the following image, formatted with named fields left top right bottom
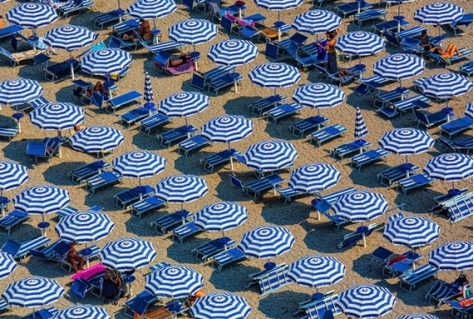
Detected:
left=118, top=0, right=123, bottom=22
left=0, top=190, right=4, bottom=218
left=69, top=52, right=75, bottom=79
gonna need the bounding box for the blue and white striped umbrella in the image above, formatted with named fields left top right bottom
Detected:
left=288, top=163, right=341, bottom=194
left=145, top=265, right=203, bottom=299
left=414, top=2, right=464, bottom=27
left=0, top=78, right=43, bottom=107
left=335, top=31, right=385, bottom=64
left=383, top=216, right=440, bottom=249
left=0, top=161, right=29, bottom=194
left=292, top=10, right=341, bottom=34
left=194, top=202, right=248, bottom=235
left=336, top=285, right=396, bottom=318
left=112, top=151, right=166, bottom=185
left=373, top=54, right=425, bottom=85
left=255, top=0, right=303, bottom=21
left=429, top=241, right=473, bottom=271
left=398, top=315, right=439, bottom=319
left=55, top=212, right=114, bottom=243
left=99, top=238, right=156, bottom=271
left=288, top=255, right=346, bottom=288
left=6, top=3, right=57, bottom=29
left=242, top=139, right=298, bottom=172
left=0, top=252, right=17, bottom=280
left=201, top=115, right=253, bottom=147
left=419, top=73, right=473, bottom=103
left=53, top=305, right=111, bottom=319
left=424, top=153, right=473, bottom=186
left=333, top=191, right=389, bottom=222
left=354, top=107, right=368, bottom=140
left=69, top=126, right=125, bottom=156
left=238, top=226, right=295, bottom=259
left=155, top=175, right=208, bottom=207
left=30, top=102, right=85, bottom=131
left=144, top=72, right=154, bottom=105
left=169, top=19, right=217, bottom=50
left=190, top=293, right=251, bottom=319
left=249, top=63, right=301, bottom=95
left=466, top=102, right=473, bottom=119
left=293, top=83, right=345, bottom=115
left=127, top=0, right=176, bottom=22
left=81, top=48, right=132, bottom=77
left=159, top=92, right=209, bottom=125
left=379, top=128, right=434, bottom=162
left=14, top=185, right=70, bottom=219
left=2, top=277, right=64, bottom=308
left=208, top=40, right=258, bottom=66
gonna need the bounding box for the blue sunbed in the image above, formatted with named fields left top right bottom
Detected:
left=107, top=90, right=142, bottom=114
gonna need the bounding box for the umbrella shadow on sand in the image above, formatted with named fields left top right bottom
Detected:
left=208, top=264, right=264, bottom=293
left=258, top=290, right=310, bottom=319
left=347, top=164, right=388, bottom=189
left=166, top=238, right=208, bottom=265
left=2, top=139, right=33, bottom=165
left=301, top=221, right=347, bottom=254
left=261, top=201, right=311, bottom=226
left=221, top=95, right=263, bottom=117
left=392, top=189, right=440, bottom=214
left=43, top=161, right=86, bottom=185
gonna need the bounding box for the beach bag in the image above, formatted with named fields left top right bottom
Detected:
left=102, top=279, right=120, bottom=300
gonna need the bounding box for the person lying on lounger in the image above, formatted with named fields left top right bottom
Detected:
left=122, top=18, right=152, bottom=42
left=168, top=53, right=192, bottom=67
left=431, top=43, right=462, bottom=59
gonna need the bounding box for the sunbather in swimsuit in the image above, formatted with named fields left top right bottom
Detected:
left=431, top=43, right=462, bottom=59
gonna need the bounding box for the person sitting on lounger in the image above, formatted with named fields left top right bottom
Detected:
left=67, top=242, right=85, bottom=273
left=103, top=268, right=124, bottom=304
left=186, top=288, right=205, bottom=307
left=169, top=53, right=192, bottom=67
left=122, top=18, right=152, bottom=42
left=451, top=274, right=472, bottom=298
left=420, top=30, right=434, bottom=52
left=431, top=43, right=462, bottom=59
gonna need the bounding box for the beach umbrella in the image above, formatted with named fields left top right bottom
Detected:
left=194, top=202, right=248, bottom=236
left=190, top=293, right=251, bottom=319
left=249, top=63, right=301, bottom=95
left=414, top=2, right=464, bottom=36
left=398, top=315, right=439, bottom=319
left=2, top=277, right=64, bottom=308
left=378, top=128, right=434, bottom=163
left=99, top=238, right=157, bottom=272
left=373, top=53, right=425, bottom=87
left=0, top=78, right=43, bottom=109
left=43, top=25, right=98, bottom=79
left=336, top=284, right=396, bottom=318
left=429, top=241, right=473, bottom=272
left=155, top=175, right=208, bottom=209
left=69, top=126, right=125, bottom=158
left=29, top=102, right=85, bottom=137
left=465, top=102, right=473, bottom=119
left=292, top=83, right=345, bottom=115
left=288, top=163, right=341, bottom=194
left=169, top=19, right=217, bottom=51
left=335, top=31, right=385, bottom=65
left=80, top=48, right=132, bottom=78
left=0, top=252, right=17, bottom=280
left=423, top=153, right=473, bottom=192
left=0, top=161, right=29, bottom=217
left=288, top=255, right=346, bottom=291
left=127, top=0, right=176, bottom=30
left=158, top=92, right=209, bottom=125
left=354, top=107, right=368, bottom=141
left=292, top=10, right=341, bottom=35
left=143, top=72, right=154, bottom=105
left=242, top=139, right=298, bottom=172
left=55, top=211, right=114, bottom=243
left=145, top=265, right=203, bottom=299
left=383, top=216, right=440, bottom=249
left=53, top=305, right=111, bottom=319
left=112, top=150, right=166, bottom=186
left=208, top=39, right=258, bottom=66
left=238, top=226, right=295, bottom=262
left=254, top=0, right=303, bottom=39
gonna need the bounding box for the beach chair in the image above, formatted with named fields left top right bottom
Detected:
left=275, top=187, right=310, bottom=205
left=274, top=32, right=308, bottom=55
left=208, top=72, right=243, bottom=95
left=331, top=140, right=371, bottom=160
left=397, top=173, right=434, bottom=195
left=377, top=162, right=419, bottom=186
left=438, top=135, right=473, bottom=154
left=145, top=41, right=183, bottom=58
left=71, top=265, right=107, bottom=298
left=43, top=59, right=80, bottom=82
left=290, top=116, right=329, bottom=138
left=0, top=46, right=44, bottom=67
left=200, top=65, right=235, bottom=86
left=25, top=96, right=50, bottom=111
left=93, top=9, right=128, bottom=29
left=152, top=210, right=191, bottom=234
left=373, top=19, right=409, bottom=34
left=458, top=60, right=473, bottom=77
left=257, top=264, right=293, bottom=298
left=264, top=103, right=303, bottom=124
left=450, top=13, right=473, bottom=36
left=0, top=25, right=23, bottom=42
left=122, top=290, right=158, bottom=318
left=108, top=35, right=139, bottom=51
left=372, top=87, right=410, bottom=108
left=299, top=293, right=342, bottom=319
left=22, top=307, right=58, bottom=319
left=439, top=116, right=473, bottom=139
left=350, top=148, right=390, bottom=171
left=158, top=125, right=198, bottom=148
left=211, top=247, right=246, bottom=271
left=114, top=185, right=154, bottom=209
left=182, top=0, right=206, bottom=12
left=429, top=47, right=473, bottom=66
left=200, top=149, right=239, bottom=173
left=426, top=280, right=463, bottom=308
left=130, top=195, right=167, bottom=219
left=0, top=126, right=19, bottom=141
left=399, top=263, right=439, bottom=291
left=383, top=31, right=402, bottom=47
left=0, top=210, right=29, bottom=235
left=112, top=19, right=140, bottom=36
left=352, top=9, right=388, bottom=28
left=447, top=195, right=473, bottom=223
left=171, top=221, right=203, bottom=244
left=106, top=90, right=142, bottom=114
left=25, top=137, right=61, bottom=164
left=382, top=251, right=423, bottom=277
left=335, top=1, right=373, bottom=18
left=192, top=237, right=236, bottom=262
left=154, top=51, right=196, bottom=76
left=139, top=113, right=170, bottom=135
left=58, top=0, right=94, bottom=18
left=388, top=94, right=431, bottom=116
left=177, top=135, right=211, bottom=157
left=395, top=26, right=426, bottom=40
left=69, top=160, right=110, bottom=183
left=229, top=174, right=282, bottom=199
left=2, top=235, right=50, bottom=260
left=295, top=53, right=328, bottom=71
left=314, top=65, right=365, bottom=86
left=85, top=171, right=122, bottom=194
left=399, top=37, right=425, bottom=55
left=313, top=198, right=350, bottom=230
left=445, top=298, right=474, bottom=319
left=432, top=188, right=469, bottom=209
left=413, top=108, right=453, bottom=129
left=308, top=124, right=348, bottom=147
left=371, top=245, right=397, bottom=266
left=250, top=94, right=288, bottom=116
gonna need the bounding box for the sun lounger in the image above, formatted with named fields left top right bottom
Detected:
left=71, top=265, right=106, bottom=298
left=313, top=199, right=350, bottom=230
left=211, top=247, right=246, bottom=271
left=93, top=9, right=128, bottom=29
left=331, top=139, right=371, bottom=160
left=171, top=221, right=203, bottom=244
left=445, top=298, right=474, bottom=319
left=154, top=51, right=196, bottom=76
left=43, top=59, right=80, bottom=82
left=380, top=94, right=431, bottom=117
left=112, top=19, right=140, bottom=35
left=314, top=65, right=365, bottom=86
left=192, top=237, right=236, bottom=262
left=152, top=209, right=191, bottom=234
left=250, top=94, right=288, bottom=116
left=426, top=280, right=463, bottom=308
left=158, top=125, right=198, bottom=148
left=274, top=32, right=308, bottom=54
left=413, top=108, right=453, bottom=129
left=106, top=90, right=141, bottom=114
left=350, top=148, right=389, bottom=171
left=139, top=113, right=171, bottom=135
left=0, top=210, right=29, bottom=235
left=0, top=46, right=45, bottom=67
left=122, top=290, right=159, bottom=318
left=373, top=19, right=409, bottom=34
left=371, top=245, right=397, bottom=266
left=395, top=26, right=426, bottom=40
left=353, top=9, right=388, bottom=27
left=450, top=13, right=473, bottom=36
left=447, top=194, right=473, bottom=223
left=229, top=174, right=283, bottom=199
left=202, top=65, right=235, bottom=84
left=58, top=0, right=94, bottom=18
left=264, top=103, right=303, bottom=124
left=0, top=126, right=19, bottom=141
left=373, top=86, right=410, bottom=108
left=208, top=72, right=243, bottom=95
left=299, top=293, right=342, bottom=319
left=290, top=116, right=329, bottom=138
left=27, top=96, right=49, bottom=111
left=308, top=124, right=348, bottom=147
left=295, top=54, right=328, bottom=71
left=130, top=195, right=166, bottom=219
left=399, top=263, right=439, bottom=292
left=69, top=160, right=110, bottom=183
left=335, top=1, right=373, bottom=18
left=108, top=35, right=139, bottom=51
left=200, top=149, right=239, bottom=173
left=458, top=60, right=473, bottom=77
left=275, top=187, right=310, bottom=205
left=120, top=106, right=157, bottom=128
left=0, top=25, right=23, bottom=42
left=397, top=173, right=434, bottom=195
left=439, top=116, right=473, bottom=139
left=377, top=162, right=419, bottom=186
left=429, top=47, right=473, bottom=66
left=145, top=40, right=184, bottom=57
left=178, top=135, right=211, bottom=156
left=26, top=137, right=61, bottom=164
left=382, top=251, right=422, bottom=277
left=2, top=235, right=50, bottom=260
left=114, top=185, right=154, bottom=210
left=383, top=31, right=402, bottom=47
left=21, top=307, right=58, bottom=319
left=85, top=171, right=122, bottom=194
left=438, top=135, right=473, bottom=154
left=257, top=264, right=293, bottom=299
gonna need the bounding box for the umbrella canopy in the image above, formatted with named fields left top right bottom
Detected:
left=190, top=293, right=251, bottom=319
left=112, top=150, right=166, bottom=185
left=254, top=0, right=303, bottom=21
left=6, top=3, right=57, bottom=30
left=378, top=128, right=434, bottom=162
left=465, top=102, right=473, bottom=119
left=53, top=305, right=111, bottom=319
left=0, top=252, right=17, bottom=280
left=0, top=161, right=29, bottom=195
left=398, top=315, right=439, bottom=319
left=335, top=31, right=385, bottom=64
left=292, top=83, right=345, bottom=115
left=419, top=73, right=473, bottom=105
left=127, top=0, right=176, bottom=28
left=336, top=284, right=396, bottom=318
left=0, top=78, right=43, bottom=107
left=423, top=153, right=473, bottom=190
left=333, top=190, right=388, bottom=222
left=249, top=63, right=301, bottom=95
left=99, top=238, right=156, bottom=271
left=169, top=19, right=217, bottom=50
left=143, top=72, right=154, bottom=105
left=158, top=92, right=209, bottom=125
left=429, top=241, right=473, bottom=271
left=55, top=212, right=114, bottom=243
left=414, top=2, right=464, bottom=35
left=14, top=185, right=70, bottom=217
left=288, top=255, right=346, bottom=288
left=30, top=102, right=85, bottom=131
left=373, top=54, right=425, bottom=85
left=383, top=216, right=440, bottom=249
left=288, top=163, right=341, bottom=194
left=208, top=40, right=258, bottom=66
left=155, top=175, right=208, bottom=207
left=145, top=265, right=203, bottom=299
left=201, top=115, right=253, bottom=147
left=242, top=139, right=297, bottom=172
left=354, top=107, right=368, bottom=140
left=80, top=48, right=132, bottom=77
left=194, top=201, right=248, bottom=234
left=292, top=10, right=341, bottom=34
left=238, top=226, right=295, bottom=259
left=69, top=126, right=125, bottom=156
left=2, top=277, right=64, bottom=307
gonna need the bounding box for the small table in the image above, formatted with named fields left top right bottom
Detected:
left=38, top=221, right=50, bottom=235
left=273, top=21, right=292, bottom=41
left=151, top=28, right=162, bottom=45
left=80, top=247, right=93, bottom=268
left=123, top=274, right=136, bottom=296
left=189, top=51, right=201, bottom=71
left=0, top=197, right=9, bottom=217
left=12, top=113, right=24, bottom=132
left=229, top=72, right=240, bottom=93
left=264, top=262, right=276, bottom=270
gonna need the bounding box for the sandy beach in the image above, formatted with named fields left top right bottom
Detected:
left=0, top=0, right=472, bottom=317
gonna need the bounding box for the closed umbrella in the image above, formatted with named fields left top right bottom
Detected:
left=143, top=71, right=154, bottom=105
left=354, top=107, right=368, bottom=142
left=190, top=293, right=251, bottom=319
